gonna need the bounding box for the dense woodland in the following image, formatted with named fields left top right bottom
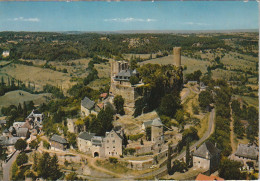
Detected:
left=0, top=32, right=258, bottom=62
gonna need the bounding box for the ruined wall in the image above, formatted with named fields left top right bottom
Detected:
left=193, top=156, right=210, bottom=170
left=110, top=82, right=137, bottom=108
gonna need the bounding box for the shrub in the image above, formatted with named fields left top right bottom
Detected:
left=43, top=140, right=50, bottom=149
left=129, top=133, right=144, bottom=141
left=109, top=157, right=118, bottom=164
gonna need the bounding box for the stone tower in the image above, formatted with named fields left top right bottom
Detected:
left=151, top=118, right=164, bottom=144
left=173, top=47, right=181, bottom=67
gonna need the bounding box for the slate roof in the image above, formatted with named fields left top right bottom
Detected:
left=81, top=97, right=95, bottom=110
left=117, top=69, right=134, bottom=77
left=151, top=118, right=163, bottom=127
left=50, top=134, right=68, bottom=144
left=143, top=118, right=163, bottom=128
left=3, top=128, right=9, bottom=133
left=91, top=136, right=103, bottom=146
left=32, top=109, right=41, bottom=114
left=17, top=128, right=29, bottom=137
left=235, top=144, right=259, bottom=160
left=193, top=141, right=221, bottom=159
left=78, top=132, right=96, bottom=141
left=0, top=137, right=20, bottom=146
left=0, top=120, right=6, bottom=124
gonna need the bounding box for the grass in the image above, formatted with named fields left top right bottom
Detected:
left=0, top=63, right=75, bottom=92
left=196, top=112, right=210, bottom=138
left=140, top=55, right=210, bottom=75
left=0, top=90, right=51, bottom=112
left=96, top=159, right=130, bottom=174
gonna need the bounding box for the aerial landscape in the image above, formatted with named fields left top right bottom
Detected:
left=0, top=1, right=259, bottom=181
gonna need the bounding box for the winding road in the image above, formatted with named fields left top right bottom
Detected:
left=132, top=108, right=215, bottom=179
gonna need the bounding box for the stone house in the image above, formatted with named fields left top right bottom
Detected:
left=103, top=129, right=123, bottom=157
left=27, top=109, right=44, bottom=124
left=50, top=134, right=68, bottom=151
left=90, top=136, right=105, bottom=157
left=193, top=141, right=221, bottom=173
left=81, top=97, right=100, bottom=117
left=235, top=144, right=258, bottom=161
left=77, top=132, right=96, bottom=153
left=16, top=128, right=30, bottom=138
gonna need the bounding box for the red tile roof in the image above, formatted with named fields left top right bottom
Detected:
left=100, top=93, right=108, bottom=98
left=196, top=173, right=224, bottom=181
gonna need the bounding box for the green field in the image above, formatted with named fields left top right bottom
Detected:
left=0, top=90, right=52, bottom=112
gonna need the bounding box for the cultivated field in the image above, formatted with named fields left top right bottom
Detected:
left=0, top=90, right=52, bottom=112
left=0, top=63, right=74, bottom=91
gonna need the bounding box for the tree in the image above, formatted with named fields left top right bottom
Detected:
left=23, top=102, right=27, bottom=118
left=0, top=145, right=7, bottom=161
left=122, top=133, right=128, bottom=147
left=15, top=139, right=28, bottom=151
left=114, top=95, right=125, bottom=115
left=130, top=58, right=138, bottom=70
left=129, top=76, right=139, bottom=85
left=49, top=154, right=62, bottom=180
left=175, top=109, right=185, bottom=124
left=37, top=152, right=51, bottom=179
left=65, top=172, right=78, bottom=180
left=219, top=159, right=246, bottom=180
left=145, top=127, right=151, bottom=141
left=185, top=138, right=192, bottom=167
left=67, top=133, right=77, bottom=148
left=167, top=143, right=173, bottom=175
left=198, top=90, right=213, bottom=110
left=16, top=152, right=28, bottom=166
left=140, top=139, right=144, bottom=145
left=158, top=94, right=181, bottom=118
left=29, top=140, right=39, bottom=150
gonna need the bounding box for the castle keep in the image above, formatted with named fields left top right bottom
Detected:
left=109, top=60, right=141, bottom=109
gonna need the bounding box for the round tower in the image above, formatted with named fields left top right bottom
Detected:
left=173, top=47, right=181, bottom=67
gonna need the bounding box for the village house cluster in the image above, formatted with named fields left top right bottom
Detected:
left=0, top=109, right=43, bottom=153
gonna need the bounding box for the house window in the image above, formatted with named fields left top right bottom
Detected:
left=109, top=152, right=110, bottom=154
left=107, top=140, right=109, bottom=143
left=113, top=146, right=115, bottom=148
left=111, top=134, right=113, bottom=137
left=113, top=140, right=115, bottom=143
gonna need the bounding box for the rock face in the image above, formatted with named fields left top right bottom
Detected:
left=173, top=47, right=181, bottom=67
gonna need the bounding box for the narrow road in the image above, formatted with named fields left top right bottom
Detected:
left=2, top=150, right=20, bottom=181
left=181, top=88, right=190, bottom=103
left=133, top=108, right=215, bottom=179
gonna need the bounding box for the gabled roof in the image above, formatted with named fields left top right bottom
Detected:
left=143, top=118, right=163, bottom=127
left=17, top=128, right=29, bottom=134
left=235, top=144, right=258, bottom=160
left=116, top=69, right=133, bottom=77
left=107, top=129, right=123, bottom=140
left=151, top=118, right=163, bottom=126
left=81, top=97, right=95, bottom=110
left=3, top=128, right=9, bottom=133
left=78, top=132, right=96, bottom=141
left=193, top=141, right=221, bottom=159
left=50, top=134, right=68, bottom=144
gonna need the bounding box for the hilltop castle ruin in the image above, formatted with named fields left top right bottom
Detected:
left=109, top=47, right=182, bottom=111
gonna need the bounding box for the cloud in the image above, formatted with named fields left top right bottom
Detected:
left=12, top=17, right=40, bottom=22
left=183, top=22, right=209, bottom=26
left=104, top=17, right=156, bottom=23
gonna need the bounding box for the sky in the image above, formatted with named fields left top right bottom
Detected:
left=0, top=1, right=258, bottom=32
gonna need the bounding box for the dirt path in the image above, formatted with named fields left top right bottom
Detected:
left=38, top=145, right=121, bottom=178
left=230, top=105, right=236, bottom=154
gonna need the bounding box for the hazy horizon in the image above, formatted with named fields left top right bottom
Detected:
left=0, top=1, right=258, bottom=32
